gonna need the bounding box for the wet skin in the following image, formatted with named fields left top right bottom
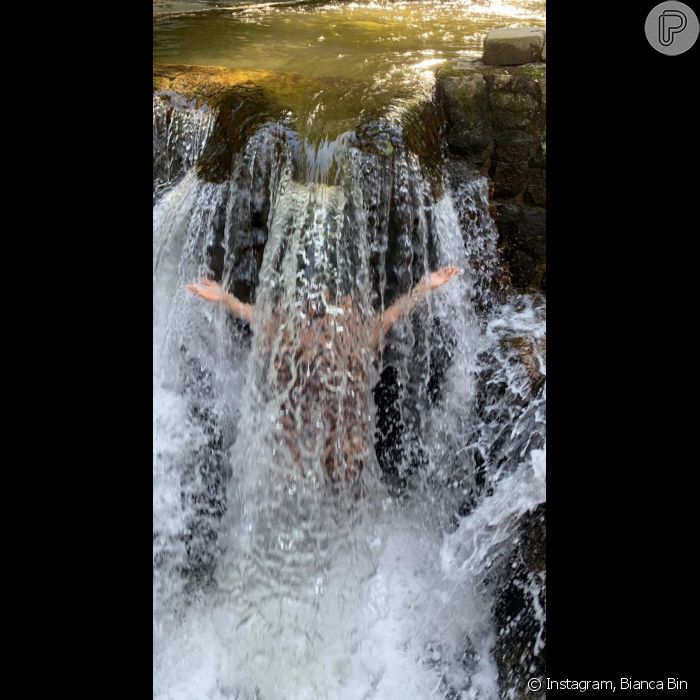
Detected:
left=187, top=267, right=461, bottom=481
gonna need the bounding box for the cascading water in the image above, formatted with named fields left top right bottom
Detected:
left=153, top=3, right=545, bottom=697
left=153, top=93, right=215, bottom=197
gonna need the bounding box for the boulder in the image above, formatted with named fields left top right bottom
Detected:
left=483, top=28, right=545, bottom=66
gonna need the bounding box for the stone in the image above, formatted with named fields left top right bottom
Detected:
left=541, top=38, right=546, bottom=62
left=494, top=203, right=545, bottom=289
left=436, top=59, right=546, bottom=291
left=503, top=336, right=546, bottom=393
left=436, top=61, right=545, bottom=171
left=493, top=504, right=546, bottom=698
left=525, top=167, right=546, bottom=207
left=437, top=70, right=493, bottom=164
left=492, top=131, right=537, bottom=198
left=153, top=64, right=277, bottom=106
left=483, top=28, right=545, bottom=66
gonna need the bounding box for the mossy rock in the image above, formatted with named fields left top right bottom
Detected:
left=153, top=64, right=278, bottom=107
left=195, top=85, right=285, bottom=183
left=436, top=70, right=492, bottom=164
left=154, top=64, right=346, bottom=182
left=436, top=60, right=545, bottom=151
left=155, top=63, right=448, bottom=189
left=436, top=59, right=546, bottom=291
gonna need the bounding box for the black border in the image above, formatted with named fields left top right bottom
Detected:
left=548, top=0, right=696, bottom=693
left=36, top=0, right=698, bottom=695
left=37, top=1, right=155, bottom=693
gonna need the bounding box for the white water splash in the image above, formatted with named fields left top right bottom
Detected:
left=153, top=100, right=545, bottom=698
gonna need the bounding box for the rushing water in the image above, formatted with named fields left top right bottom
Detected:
left=154, top=2, right=545, bottom=698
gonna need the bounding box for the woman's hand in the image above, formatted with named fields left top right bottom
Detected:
left=426, top=266, right=461, bottom=290
left=186, top=279, right=228, bottom=303
left=187, top=279, right=254, bottom=323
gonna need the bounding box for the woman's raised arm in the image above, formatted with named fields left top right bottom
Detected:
left=186, top=279, right=255, bottom=324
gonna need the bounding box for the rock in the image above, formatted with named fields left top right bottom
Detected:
left=436, top=60, right=545, bottom=291
left=153, top=62, right=376, bottom=138
left=492, top=131, right=537, bottom=198
left=436, top=60, right=545, bottom=172
left=493, top=504, right=546, bottom=698
left=541, top=38, right=546, bottom=62
left=399, top=99, right=446, bottom=199
left=196, top=86, right=284, bottom=183
left=525, top=163, right=546, bottom=207
left=153, top=64, right=278, bottom=106
left=494, top=202, right=546, bottom=290
left=154, top=64, right=441, bottom=188
left=502, top=336, right=546, bottom=394
left=483, top=28, right=545, bottom=66
left=436, top=67, right=492, bottom=166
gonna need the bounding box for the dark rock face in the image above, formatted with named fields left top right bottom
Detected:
left=437, top=61, right=546, bottom=291
left=494, top=202, right=546, bottom=290
left=196, top=86, right=283, bottom=184
left=493, top=503, right=546, bottom=699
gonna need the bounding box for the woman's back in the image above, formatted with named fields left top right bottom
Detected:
left=260, top=297, right=377, bottom=482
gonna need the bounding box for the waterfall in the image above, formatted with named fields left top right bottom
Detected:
left=154, top=92, right=545, bottom=699
left=153, top=92, right=216, bottom=197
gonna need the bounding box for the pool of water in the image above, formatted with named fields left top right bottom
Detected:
left=154, top=1, right=545, bottom=139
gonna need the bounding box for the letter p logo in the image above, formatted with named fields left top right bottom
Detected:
left=659, top=9, right=687, bottom=45
left=646, top=2, right=699, bottom=55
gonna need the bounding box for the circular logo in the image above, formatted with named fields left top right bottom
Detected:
left=645, top=2, right=699, bottom=55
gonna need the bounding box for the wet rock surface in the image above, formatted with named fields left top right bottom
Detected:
left=494, top=201, right=546, bottom=291
left=493, top=503, right=546, bottom=699
left=437, top=60, right=545, bottom=291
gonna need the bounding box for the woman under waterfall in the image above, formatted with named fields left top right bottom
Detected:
left=187, top=266, right=461, bottom=482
